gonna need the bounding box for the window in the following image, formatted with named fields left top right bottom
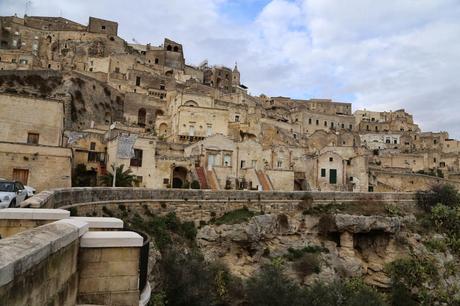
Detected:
left=341, top=123, right=344, bottom=129
left=433, top=158, right=437, bottom=163
left=293, top=133, right=297, bottom=139
left=316, top=120, right=319, bottom=125
left=251, top=160, right=257, bottom=168
left=90, top=142, right=96, bottom=150
left=240, top=160, right=246, bottom=169
left=331, top=122, right=334, bottom=128
left=277, top=160, right=283, bottom=168
left=347, top=160, right=351, bottom=166
left=324, top=121, right=327, bottom=127
left=189, top=125, right=195, bottom=136
left=88, top=152, right=97, bottom=162
left=329, top=169, right=337, bottom=184
left=207, top=125, right=213, bottom=136
left=224, top=154, right=232, bottom=167
left=308, top=118, right=312, bottom=124
left=160, top=85, right=165, bottom=90
left=101, top=25, right=106, bottom=30
left=138, top=108, right=146, bottom=127
left=114, top=67, right=120, bottom=73
left=136, top=76, right=141, bottom=86
left=155, top=58, right=159, bottom=64
left=27, top=133, right=39, bottom=145
left=321, top=169, right=326, bottom=177
left=434, top=139, right=437, bottom=145
left=19, top=59, right=28, bottom=65
left=130, top=149, right=143, bottom=167
left=329, top=157, right=333, bottom=162
left=235, top=115, right=240, bottom=122
left=163, top=178, right=169, bottom=184
left=386, top=138, right=391, bottom=144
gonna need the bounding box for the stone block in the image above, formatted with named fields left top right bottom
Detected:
left=78, top=276, right=107, bottom=293
left=0, top=208, right=70, bottom=220
left=109, top=290, right=139, bottom=306
left=80, top=231, right=143, bottom=248
left=71, top=217, right=123, bottom=229
left=100, top=247, right=138, bottom=262
left=79, top=248, right=102, bottom=263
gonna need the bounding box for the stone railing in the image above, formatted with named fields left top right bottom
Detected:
left=0, top=209, right=148, bottom=306
left=21, top=187, right=417, bottom=209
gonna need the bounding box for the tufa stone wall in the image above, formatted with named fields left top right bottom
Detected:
left=22, top=187, right=417, bottom=210
left=0, top=222, right=81, bottom=306
left=77, top=247, right=140, bottom=305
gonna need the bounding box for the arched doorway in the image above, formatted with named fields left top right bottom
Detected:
left=172, top=166, right=188, bottom=188
left=138, top=108, right=146, bottom=127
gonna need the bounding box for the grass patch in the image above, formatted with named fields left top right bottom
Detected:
left=284, top=245, right=328, bottom=261
left=212, top=207, right=258, bottom=225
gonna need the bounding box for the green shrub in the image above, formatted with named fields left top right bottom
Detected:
left=212, top=207, right=257, bottom=225
left=68, top=207, right=78, bottom=216
left=284, top=245, right=328, bottom=261
left=416, top=184, right=459, bottom=212
left=424, top=238, right=448, bottom=253
left=246, top=264, right=305, bottom=306
left=191, top=180, right=201, bottom=189
left=292, top=253, right=321, bottom=278
left=303, top=279, right=386, bottom=306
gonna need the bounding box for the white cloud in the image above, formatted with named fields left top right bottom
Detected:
left=1, top=0, right=460, bottom=137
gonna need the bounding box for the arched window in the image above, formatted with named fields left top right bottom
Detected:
left=173, top=46, right=179, bottom=52
left=138, top=108, right=146, bottom=127
left=166, top=45, right=172, bottom=51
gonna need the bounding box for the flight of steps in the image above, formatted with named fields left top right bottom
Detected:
left=206, top=169, right=220, bottom=190
left=256, top=170, right=273, bottom=191
left=195, top=166, right=209, bottom=189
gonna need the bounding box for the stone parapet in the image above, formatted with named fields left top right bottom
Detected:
left=77, top=231, right=143, bottom=306
left=21, top=187, right=417, bottom=209
left=71, top=217, right=124, bottom=230
left=0, top=208, right=70, bottom=238
left=0, top=220, right=87, bottom=305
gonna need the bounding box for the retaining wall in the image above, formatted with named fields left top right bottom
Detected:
left=22, top=188, right=417, bottom=209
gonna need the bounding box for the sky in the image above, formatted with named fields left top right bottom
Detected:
left=2, top=0, right=460, bottom=138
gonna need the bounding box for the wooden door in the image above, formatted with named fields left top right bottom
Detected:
left=13, top=169, right=29, bottom=185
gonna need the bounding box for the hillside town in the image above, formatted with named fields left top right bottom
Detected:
left=1, top=15, right=460, bottom=194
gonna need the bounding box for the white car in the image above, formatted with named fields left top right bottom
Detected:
left=24, top=185, right=36, bottom=198
left=0, top=180, right=28, bottom=208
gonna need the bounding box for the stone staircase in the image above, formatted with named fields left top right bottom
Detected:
left=206, top=169, right=220, bottom=190
left=256, top=170, right=273, bottom=191
left=195, top=166, right=209, bottom=189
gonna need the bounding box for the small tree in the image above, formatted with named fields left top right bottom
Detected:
left=101, top=164, right=137, bottom=187
left=72, top=164, right=97, bottom=187
left=416, top=184, right=459, bottom=212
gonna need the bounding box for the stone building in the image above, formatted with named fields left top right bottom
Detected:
left=0, top=15, right=459, bottom=193
left=0, top=94, right=71, bottom=190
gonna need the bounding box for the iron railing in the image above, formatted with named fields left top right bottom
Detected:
left=124, top=227, right=150, bottom=291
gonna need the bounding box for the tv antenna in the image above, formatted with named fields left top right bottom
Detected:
left=24, top=1, right=32, bottom=17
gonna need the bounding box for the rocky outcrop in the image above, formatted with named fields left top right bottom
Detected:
left=320, top=213, right=403, bottom=234
left=197, top=212, right=409, bottom=287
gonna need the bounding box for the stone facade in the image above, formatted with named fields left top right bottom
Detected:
left=0, top=14, right=459, bottom=193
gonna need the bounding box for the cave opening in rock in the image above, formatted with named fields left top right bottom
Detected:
left=353, top=230, right=390, bottom=258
